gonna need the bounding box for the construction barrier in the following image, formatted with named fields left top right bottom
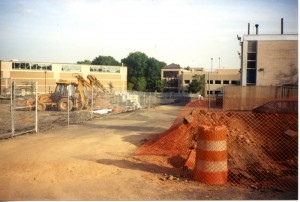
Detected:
left=193, top=124, right=228, bottom=184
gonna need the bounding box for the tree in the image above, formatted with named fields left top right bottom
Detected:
left=121, top=52, right=148, bottom=91
left=121, top=52, right=166, bottom=91
left=146, top=57, right=166, bottom=91
left=136, top=77, right=147, bottom=91
left=155, top=80, right=166, bottom=92
left=92, top=55, right=121, bottom=66
left=77, top=60, right=92, bottom=64
left=188, top=74, right=205, bottom=94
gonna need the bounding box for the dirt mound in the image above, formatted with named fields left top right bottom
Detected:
left=136, top=100, right=298, bottom=191
left=136, top=122, right=194, bottom=157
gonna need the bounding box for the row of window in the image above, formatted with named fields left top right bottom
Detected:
left=184, top=80, right=239, bottom=85
left=90, top=66, right=120, bottom=73
left=207, top=90, right=222, bottom=95
left=12, top=62, right=121, bottom=73
left=207, top=80, right=240, bottom=85
left=13, top=62, right=52, bottom=71
left=163, top=71, right=179, bottom=78
left=208, top=80, right=239, bottom=85
left=246, top=41, right=257, bottom=85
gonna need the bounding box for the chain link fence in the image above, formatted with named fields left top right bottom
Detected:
left=0, top=78, right=38, bottom=138
left=1, top=81, right=297, bottom=192
left=137, top=86, right=298, bottom=192
left=0, top=80, right=201, bottom=138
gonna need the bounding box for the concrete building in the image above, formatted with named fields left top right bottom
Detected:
left=205, top=69, right=240, bottom=97
left=161, top=63, right=240, bottom=96
left=0, top=60, right=127, bottom=95
left=178, top=67, right=205, bottom=93
left=240, top=34, right=298, bottom=86
left=160, top=63, right=182, bottom=92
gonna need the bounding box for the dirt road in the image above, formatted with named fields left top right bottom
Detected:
left=0, top=104, right=296, bottom=200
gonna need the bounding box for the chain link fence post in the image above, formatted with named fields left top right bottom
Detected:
left=67, top=87, right=70, bottom=126
left=35, top=82, right=38, bottom=133
left=91, top=87, right=94, bottom=119
left=10, top=80, right=15, bottom=137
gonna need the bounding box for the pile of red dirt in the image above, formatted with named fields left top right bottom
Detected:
left=136, top=100, right=298, bottom=191
left=136, top=100, right=224, bottom=158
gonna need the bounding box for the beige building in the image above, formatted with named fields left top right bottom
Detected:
left=161, top=63, right=240, bottom=96
left=205, top=69, right=240, bottom=97
left=0, top=60, right=127, bottom=95
left=240, top=34, right=298, bottom=86
left=179, top=67, right=205, bottom=92
left=160, top=63, right=182, bottom=92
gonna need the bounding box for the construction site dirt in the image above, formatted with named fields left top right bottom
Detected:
left=0, top=102, right=297, bottom=200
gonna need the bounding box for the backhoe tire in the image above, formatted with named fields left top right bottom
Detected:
left=58, top=98, right=73, bottom=111
left=37, top=101, right=46, bottom=111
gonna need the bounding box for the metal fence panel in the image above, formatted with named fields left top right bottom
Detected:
left=0, top=79, right=38, bottom=138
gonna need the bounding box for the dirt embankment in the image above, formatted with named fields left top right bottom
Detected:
left=137, top=100, right=298, bottom=191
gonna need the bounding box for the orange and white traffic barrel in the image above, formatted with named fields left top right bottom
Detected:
left=193, top=124, right=228, bottom=184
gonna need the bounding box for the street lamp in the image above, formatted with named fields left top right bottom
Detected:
left=208, top=58, right=213, bottom=109
left=44, top=70, right=47, bottom=94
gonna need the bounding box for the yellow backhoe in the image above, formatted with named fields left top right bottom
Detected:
left=35, top=74, right=106, bottom=111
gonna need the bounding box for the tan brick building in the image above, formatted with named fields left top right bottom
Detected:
left=0, top=60, right=127, bottom=95
left=240, top=34, right=298, bottom=86
left=161, top=63, right=240, bottom=96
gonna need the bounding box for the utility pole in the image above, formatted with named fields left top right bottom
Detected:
left=44, top=70, right=47, bottom=94
left=208, top=58, right=213, bottom=110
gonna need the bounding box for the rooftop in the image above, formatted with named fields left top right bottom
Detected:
left=161, top=63, right=182, bottom=69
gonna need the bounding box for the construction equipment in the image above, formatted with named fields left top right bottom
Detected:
left=34, top=74, right=106, bottom=111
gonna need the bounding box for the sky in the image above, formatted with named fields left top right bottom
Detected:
left=0, top=0, right=298, bottom=70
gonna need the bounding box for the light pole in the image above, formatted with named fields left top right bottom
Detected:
left=219, top=57, right=221, bottom=69
left=208, top=58, right=213, bottom=109
left=44, top=70, right=47, bottom=94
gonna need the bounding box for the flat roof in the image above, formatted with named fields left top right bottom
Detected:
left=243, top=34, right=298, bottom=41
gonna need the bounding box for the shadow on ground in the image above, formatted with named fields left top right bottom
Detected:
left=95, top=158, right=179, bottom=175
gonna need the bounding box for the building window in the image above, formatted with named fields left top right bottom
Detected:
left=61, top=65, right=81, bottom=72
left=12, top=62, right=52, bottom=71
left=184, top=80, right=190, bottom=84
left=215, top=80, right=221, bottom=84
left=163, top=71, right=178, bottom=78
left=248, top=41, right=257, bottom=52
left=90, top=65, right=120, bottom=73
left=246, top=41, right=257, bottom=85
left=247, top=53, right=257, bottom=60
left=246, top=69, right=256, bottom=84
left=223, top=80, right=229, bottom=84
left=207, top=91, right=213, bottom=95
left=247, top=61, right=256, bottom=69
left=215, top=91, right=221, bottom=94
left=231, top=80, right=240, bottom=85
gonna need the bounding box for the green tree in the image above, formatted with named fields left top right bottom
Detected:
left=155, top=80, right=166, bottom=92
left=77, top=60, right=92, bottom=64
left=136, top=77, right=147, bottom=91
left=121, top=52, right=148, bottom=91
left=188, top=74, right=205, bottom=94
left=121, top=52, right=166, bottom=91
left=92, top=55, right=121, bottom=66
left=146, top=57, right=166, bottom=91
